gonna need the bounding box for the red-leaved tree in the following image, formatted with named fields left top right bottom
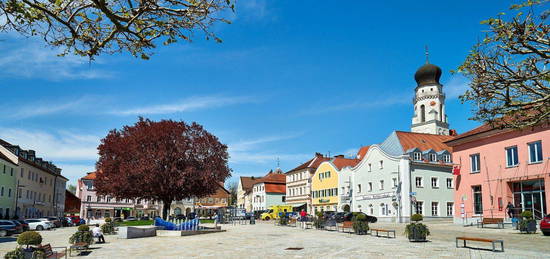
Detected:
left=95, top=117, right=230, bottom=219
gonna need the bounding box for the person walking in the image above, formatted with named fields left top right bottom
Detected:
left=92, top=224, right=106, bottom=243
left=300, top=209, right=307, bottom=229
left=506, top=202, right=515, bottom=219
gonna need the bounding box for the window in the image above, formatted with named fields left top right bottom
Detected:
left=379, top=180, right=384, bottom=190
left=368, top=163, right=372, bottom=172
left=392, top=178, right=397, bottom=189
left=10, top=168, right=13, bottom=176
left=431, top=177, right=439, bottom=188
left=413, top=152, right=422, bottom=161
left=379, top=160, right=383, bottom=169
left=0, top=186, right=3, bottom=196
left=357, top=184, right=361, bottom=193
left=20, top=168, right=24, bottom=178
left=470, top=154, right=481, bottom=173
left=380, top=203, right=388, bottom=216
left=368, top=182, right=373, bottom=192
left=472, top=185, right=483, bottom=215
left=446, top=202, right=454, bottom=216
left=446, top=178, right=453, bottom=189
left=443, top=154, right=451, bottom=163
left=86, top=195, right=91, bottom=202
left=528, top=141, right=543, bottom=163
left=415, top=177, right=423, bottom=188
left=415, top=201, right=423, bottom=215
left=506, top=146, right=519, bottom=167
left=429, top=153, right=437, bottom=162
left=431, top=202, right=439, bottom=216
left=8, top=189, right=11, bottom=197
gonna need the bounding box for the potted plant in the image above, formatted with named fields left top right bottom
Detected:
left=5, top=231, right=44, bottom=259
left=352, top=213, right=369, bottom=235
left=519, top=211, right=537, bottom=234
left=278, top=216, right=288, bottom=226
left=405, top=214, right=430, bottom=242
left=69, top=225, right=94, bottom=245
left=313, top=212, right=325, bottom=229
left=101, top=218, right=116, bottom=235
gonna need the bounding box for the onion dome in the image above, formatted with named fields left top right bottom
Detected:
left=414, top=63, right=442, bottom=86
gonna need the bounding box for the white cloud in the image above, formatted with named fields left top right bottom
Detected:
left=298, top=93, right=412, bottom=116
left=444, top=75, right=471, bottom=99
left=56, top=163, right=96, bottom=185
left=0, top=128, right=100, bottom=161
left=110, top=95, right=256, bottom=116
left=227, top=133, right=308, bottom=165
left=7, top=95, right=103, bottom=119
left=0, top=40, right=113, bottom=80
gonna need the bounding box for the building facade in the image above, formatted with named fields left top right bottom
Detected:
left=312, top=156, right=359, bottom=213
left=0, top=146, right=18, bottom=219
left=237, top=176, right=261, bottom=212
left=251, top=170, right=286, bottom=212
left=77, top=172, right=161, bottom=223
left=0, top=139, right=67, bottom=219
left=446, top=124, right=550, bottom=224
left=285, top=153, right=330, bottom=214
left=64, top=190, right=81, bottom=216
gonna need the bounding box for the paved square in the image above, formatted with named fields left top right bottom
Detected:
left=1, top=221, right=549, bottom=258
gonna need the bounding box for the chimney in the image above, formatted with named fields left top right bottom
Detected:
left=315, top=152, right=324, bottom=157
left=334, top=155, right=344, bottom=158
left=449, top=129, right=458, bottom=136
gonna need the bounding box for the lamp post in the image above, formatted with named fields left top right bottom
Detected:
left=14, top=180, right=26, bottom=219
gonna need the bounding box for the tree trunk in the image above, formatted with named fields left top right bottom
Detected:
left=162, top=200, right=172, bottom=220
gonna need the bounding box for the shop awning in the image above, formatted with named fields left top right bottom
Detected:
left=291, top=203, right=306, bottom=208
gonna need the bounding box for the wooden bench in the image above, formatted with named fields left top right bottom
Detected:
left=337, top=221, right=353, bottom=234
left=304, top=221, right=313, bottom=229
left=288, top=218, right=297, bottom=227
left=39, top=244, right=67, bottom=259
left=369, top=228, right=396, bottom=238
left=69, top=242, right=89, bottom=257
left=477, top=218, right=504, bottom=229
left=456, top=236, right=504, bottom=252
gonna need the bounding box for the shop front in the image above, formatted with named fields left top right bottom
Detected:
left=511, top=179, right=546, bottom=219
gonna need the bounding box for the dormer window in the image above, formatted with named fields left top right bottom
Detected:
left=429, top=153, right=437, bottom=162
left=443, top=154, right=451, bottom=163
left=413, top=152, right=422, bottom=161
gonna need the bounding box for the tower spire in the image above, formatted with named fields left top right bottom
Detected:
left=425, top=45, right=429, bottom=64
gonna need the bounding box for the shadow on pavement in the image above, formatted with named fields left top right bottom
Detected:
left=0, top=237, right=17, bottom=243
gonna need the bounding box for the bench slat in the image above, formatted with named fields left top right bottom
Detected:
left=456, top=237, right=499, bottom=242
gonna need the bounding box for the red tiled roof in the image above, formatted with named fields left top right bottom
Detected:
left=257, top=172, right=286, bottom=184
left=331, top=157, right=360, bottom=170
left=395, top=131, right=453, bottom=152
left=287, top=153, right=330, bottom=173
left=82, top=172, right=97, bottom=180
left=265, top=183, right=286, bottom=193
left=356, top=146, right=370, bottom=159
left=240, top=176, right=261, bottom=191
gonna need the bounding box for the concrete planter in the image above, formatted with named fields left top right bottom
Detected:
left=117, top=226, right=158, bottom=239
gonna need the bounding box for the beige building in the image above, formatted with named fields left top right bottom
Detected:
left=0, top=140, right=67, bottom=218
left=285, top=153, right=330, bottom=214
left=237, top=176, right=261, bottom=212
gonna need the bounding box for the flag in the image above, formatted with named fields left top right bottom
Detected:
left=453, top=165, right=461, bottom=175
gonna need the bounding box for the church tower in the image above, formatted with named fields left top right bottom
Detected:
left=411, top=61, right=450, bottom=135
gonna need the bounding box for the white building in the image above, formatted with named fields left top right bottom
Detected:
left=251, top=169, right=285, bottom=212
left=344, top=62, right=455, bottom=222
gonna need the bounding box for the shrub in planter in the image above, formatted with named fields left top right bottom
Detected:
left=405, top=214, right=430, bottom=242
left=4, top=247, right=25, bottom=259
left=69, top=226, right=93, bottom=245
left=352, top=214, right=369, bottom=235
left=104, top=217, right=112, bottom=223
left=101, top=222, right=115, bottom=234
left=519, top=211, right=537, bottom=234
left=313, top=213, right=325, bottom=229
left=278, top=216, right=288, bottom=226
left=17, top=231, right=42, bottom=249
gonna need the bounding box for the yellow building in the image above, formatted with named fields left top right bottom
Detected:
left=311, top=156, right=359, bottom=213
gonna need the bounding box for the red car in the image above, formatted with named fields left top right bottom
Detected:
left=70, top=216, right=81, bottom=225
left=540, top=214, right=550, bottom=236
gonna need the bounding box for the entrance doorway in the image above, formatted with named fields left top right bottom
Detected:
left=512, top=179, right=546, bottom=219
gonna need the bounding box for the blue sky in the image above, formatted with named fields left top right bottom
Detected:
left=0, top=0, right=513, bottom=186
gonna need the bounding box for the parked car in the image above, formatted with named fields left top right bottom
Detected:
left=139, top=216, right=150, bottom=221
left=15, top=220, right=30, bottom=231
left=46, top=217, right=62, bottom=228
left=113, top=217, right=123, bottom=223
left=9, top=220, right=24, bottom=234
left=69, top=216, right=81, bottom=225
left=0, top=220, right=17, bottom=237
left=25, top=219, right=52, bottom=231
left=124, top=217, right=137, bottom=221
left=540, top=214, right=550, bottom=236
left=37, top=218, right=56, bottom=228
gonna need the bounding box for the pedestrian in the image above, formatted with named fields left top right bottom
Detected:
left=92, top=224, right=106, bottom=243
left=300, top=209, right=307, bottom=229
left=506, top=202, right=515, bottom=218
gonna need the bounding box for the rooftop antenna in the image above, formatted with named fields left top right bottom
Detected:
left=276, top=157, right=280, bottom=168
left=425, top=45, right=430, bottom=64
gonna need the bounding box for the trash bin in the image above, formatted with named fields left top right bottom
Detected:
left=250, top=216, right=255, bottom=225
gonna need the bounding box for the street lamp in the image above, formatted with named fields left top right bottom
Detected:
left=14, top=180, right=26, bottom=219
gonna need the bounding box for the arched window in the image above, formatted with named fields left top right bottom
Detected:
left=420, top=105, right=426, bottom=122
left=439, top=103, right=443, bottom=121
left=174, top=207, right=182, bottom=215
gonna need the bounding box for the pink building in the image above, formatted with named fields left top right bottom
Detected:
left=76, top=172, right=161, bottom=223
left=446, top=124, right=549, bottom=224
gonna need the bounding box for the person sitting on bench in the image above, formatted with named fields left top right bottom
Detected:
left=92, top=224, right=105, bottom=243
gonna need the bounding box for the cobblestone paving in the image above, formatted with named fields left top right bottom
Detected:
left=1, top=221, right=549, bottom=258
